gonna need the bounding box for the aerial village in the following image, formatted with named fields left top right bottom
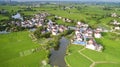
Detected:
left=1, top=1, right=120, bottom=67
left=7, top=12, right=105, bottom=51
left=5, top=11, right=120, bottom=52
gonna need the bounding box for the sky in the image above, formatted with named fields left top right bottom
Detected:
left=11, top=0, right=120, bottom=2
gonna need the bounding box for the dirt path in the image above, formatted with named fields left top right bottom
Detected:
left=90, top=61, right=119, bottom=67
left=78, top=48, right=118, bottom=67
left=78, top=48, right=94, bottom=62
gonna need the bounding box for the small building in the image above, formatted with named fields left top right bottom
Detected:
left=114, top=26, right=120, bottom=30
left=111, top=20, right=120, bottom=25
left=86, top=39, right=96, bottom=50
left=75, top=30, right=80, bottom=35
left=77, top=21, right=82, bottom=25
left=52, top=29, right=58, bottom=35
left=111, top=13, right=117, bottom=17
left=59, top=27, right=64, bottom=32
left=94, top=32, right=101, bottom=38
left=96, top=28, right=102, bottom=32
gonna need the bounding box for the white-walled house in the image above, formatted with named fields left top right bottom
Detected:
left=83, top=32, right=88, bottom=37
left=75, top=30, right=80, bottom=35
left=59, top=27, right=64, bottom=32
left=111, top=13, right=117, bottom=17
left=114, top=26, right=120, bottom=30
left=76, top=37, right=83, bottom=41
left=52, top=29, right=58, bottom=35
left=86, top=39, right=96, bottom=50
left=96, top=28, right=102, bottom=32
left=94, top=32, right=102, bottom=38
left=111, top=20, right=120, bottom=25
left=77, top=21, right=82, bottom=25
left=86, top=44, right=96, bottom=50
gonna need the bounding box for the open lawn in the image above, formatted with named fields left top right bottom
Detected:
left=0, top=15, right=9, bottom=21
left=0, top=31, right=50, bottom=67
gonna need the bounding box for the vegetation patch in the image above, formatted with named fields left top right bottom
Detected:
left=0, top=31, right=50, bottom=67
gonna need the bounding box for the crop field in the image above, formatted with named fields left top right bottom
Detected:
left=0, top=31, right=50, bottom=67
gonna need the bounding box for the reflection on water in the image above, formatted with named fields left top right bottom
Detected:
left=12, top=13, right=23, bottom=20
left=0, top=31, right=10, bottom=34
left=49, top=37, right=69, bottom=67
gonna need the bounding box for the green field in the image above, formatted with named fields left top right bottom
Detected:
left=1, top=4, right=120, bottom=26
left=0, top=15, right=9, bottom=21
left=0, top=31, right=50, bottom=67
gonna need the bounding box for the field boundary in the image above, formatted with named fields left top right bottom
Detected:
left=77, top=47, right=119, bottom=67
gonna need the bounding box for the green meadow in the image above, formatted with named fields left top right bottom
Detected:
left=0, top=15, right=9, bottom=21
left=0, top=31, right=50, bottom=67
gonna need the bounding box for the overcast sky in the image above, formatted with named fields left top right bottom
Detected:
left=11, top=0, right=120, bottom=2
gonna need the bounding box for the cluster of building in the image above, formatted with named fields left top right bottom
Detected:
left=55, top=15, right=73, bottom=23
left=111, top=13, right=117, bottom=17
left=11, top=12, right=49, bottom=28
left=47, top=20, right=68, bottom=35
left=71, top=22, right=103, bottom=51
left=110, top=12, right=120, bottom=31
left=110, top=20, right=120, bottom=30
left=11, top=13, right=69, bottom=35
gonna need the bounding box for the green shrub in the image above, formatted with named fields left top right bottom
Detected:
left=33, top=26, right=44, bottom=39
left=40, top=32, right=51, bottom=38
left=60, top=30, right=74, bottom=36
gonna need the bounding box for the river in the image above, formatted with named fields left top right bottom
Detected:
left=49, top=37, right=69, bottom=67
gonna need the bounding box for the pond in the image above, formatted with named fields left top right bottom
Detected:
left=0, top=31, right=10, bottom=34
left=49, top=37, right=69, bottom=67
left=12, top=13, right=23, bottom=20
left=0, top=28, right=36, bottom=34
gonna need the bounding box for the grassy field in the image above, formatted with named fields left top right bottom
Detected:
left=65, top=32, right=120, bottom=67
left=0, top=15, right=9, bottom=21
left=0, top=4, right=119, bottom=26
left=0, top=31, right=50, bottom=67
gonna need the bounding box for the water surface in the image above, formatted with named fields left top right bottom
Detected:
left=49, top=37, right=69, bottom=67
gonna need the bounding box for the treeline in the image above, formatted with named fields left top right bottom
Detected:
left=33, top=26, right=51, bottom=39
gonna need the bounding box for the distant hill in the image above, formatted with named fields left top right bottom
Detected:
left=12, top=0, right=120, bottom=2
